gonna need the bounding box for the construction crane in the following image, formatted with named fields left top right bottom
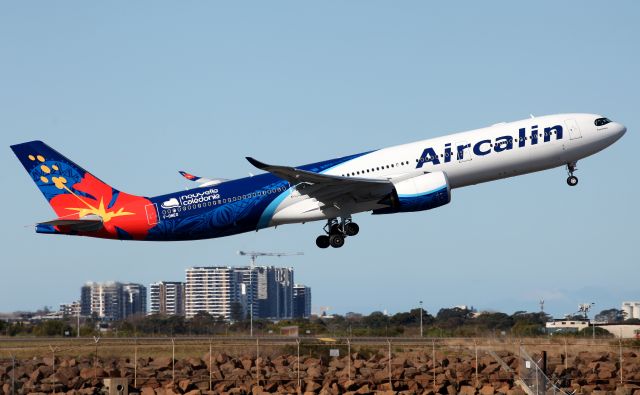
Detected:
left=237, top=251, right=304, bottom=266
left=237, top=250, right=303, bottom=337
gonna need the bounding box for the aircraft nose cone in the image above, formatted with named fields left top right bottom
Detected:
left=613, top=122, right=627, bottom=139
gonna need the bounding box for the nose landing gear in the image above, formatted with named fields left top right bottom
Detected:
left=566, top=162, right=578, bottom=186
left=315, top=217, right=359, bottom=248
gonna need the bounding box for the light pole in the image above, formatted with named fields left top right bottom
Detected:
left=419, top=300, right=423, bottom=338
left=76, top=305, right=80, bottom=338
left=250, top=270, right=253, bottom=337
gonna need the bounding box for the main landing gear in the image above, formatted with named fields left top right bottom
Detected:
left=566, top=162, right=578, bottom=186
left=315, top=217, right=360, bottom=249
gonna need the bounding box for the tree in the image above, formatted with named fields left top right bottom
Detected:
left=33, top=320, right=72, bottom=337
left=474, top=312, right=513, bottom=331
left=595, top=309, right=625, bottom=323
left=435, top=307, right=473, bottom=329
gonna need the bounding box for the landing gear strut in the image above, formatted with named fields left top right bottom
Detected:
left=566, top=162, right=578, bottom=186
left=316, top=217, right=359, bottom=248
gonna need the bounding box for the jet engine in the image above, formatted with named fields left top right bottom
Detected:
left=373, top=171, right=451, bottom=214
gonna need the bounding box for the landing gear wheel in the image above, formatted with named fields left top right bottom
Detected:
left=344, top=222, right=359, bottom=236
left=329, top=234, right=345, bottom=248
left=567, top=176, right=578, bottom=186
left=316, top=235, right=330, bottom=249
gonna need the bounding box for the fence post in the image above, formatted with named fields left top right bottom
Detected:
left=564, top=338, right=568, bottom=370
left=297, top=338, right=301, bottom=390
left=209, top=338, right=213, bottom=391
left=256, top=337, right=260, bottom=387
left=474, top=339, right=478, bottom=388
left=171, top=338, right=175, bottom=383
left=10, top=353, right=15, bottom=395
left=432, top=339, right=436, bottom=390
left=387, top=339, right=392, bottom=390
left=93, top=336, right=100, bottom=380
left=347, top=338, right=351, bottom=381
left=134, top=337, right=138, bottom=388
left=619, top=337, right=623, bottom=384
left=48, top=345, right=58, bottom=394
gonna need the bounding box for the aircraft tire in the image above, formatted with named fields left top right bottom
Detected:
left=344, top=222, right=359, bottom=236
left=329, top=234, right=345, bottom=248
left=567, top=176, right=578, bottom=186
left=316, top=235, right=330, bottom=248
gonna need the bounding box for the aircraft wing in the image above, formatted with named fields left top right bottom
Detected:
left=246, top=157, right=394, bottom=207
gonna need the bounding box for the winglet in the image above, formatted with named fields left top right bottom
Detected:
left=246, top=157, right=269, bottom=170
left=179, top=171, right=201, bottom=182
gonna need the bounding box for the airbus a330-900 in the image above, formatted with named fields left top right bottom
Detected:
left=11, top=113, right=626, bottom=248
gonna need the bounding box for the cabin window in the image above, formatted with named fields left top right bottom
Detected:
left=595, top=117, right=612, bottom=126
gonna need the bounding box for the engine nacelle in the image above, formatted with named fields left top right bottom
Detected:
left=373, top=171, right=451, bottom=214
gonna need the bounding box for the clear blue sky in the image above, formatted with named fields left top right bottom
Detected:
left=1, top=2, right=638, bottom=318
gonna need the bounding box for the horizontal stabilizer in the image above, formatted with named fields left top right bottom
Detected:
left=38, top=214, right=103, bottom=232
left=179, top=171, right=227, bottom=187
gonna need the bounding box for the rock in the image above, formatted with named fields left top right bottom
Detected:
left=479, top=384, right=495, bottom=395
left=341, top=379, right=358, bottom=391
left=79, top=367, right=98, bottom=380
left=374, top=369, right=389, bottom=383
left=459, top=386, right=476, bottom=395
left=141, top=387, right=156, bottom=395
left=307, top=366, right=323, bottom=379
left=187, top=358, right=205, bottom=370
left=184, top=391, right=202, bottom=395
left=151, top=357, right=173, bottom=370
left=355, top=384, right=371, bottom=394
left=178, top=379, right=192, bottom=392
left=240, top=358, right=253, bottom=371
left=304, top=380, right=322, bottom=392
left=42, top=357, right=56, bottom=367
left=29, top=369, right=43, bottom=383
left=216, top=353, right=229, bottom=364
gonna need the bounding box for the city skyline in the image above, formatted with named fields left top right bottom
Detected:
left=1, top=2, right=638, bottom=318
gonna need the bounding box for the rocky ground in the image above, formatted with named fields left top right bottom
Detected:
left=1, top=349, right=639, bottom=394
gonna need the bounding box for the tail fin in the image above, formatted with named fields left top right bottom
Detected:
left=10, top=140, right=116, bottom=210
left=11, top=141, right=157, bottom=239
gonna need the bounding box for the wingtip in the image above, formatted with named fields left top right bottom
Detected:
left=246, top=157, right=267, bottom=169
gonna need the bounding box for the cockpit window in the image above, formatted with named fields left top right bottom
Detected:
left=595, top=117, right=612, bottom=126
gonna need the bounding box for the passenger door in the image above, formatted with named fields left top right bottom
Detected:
left=565, top=119, right=582, bottom=140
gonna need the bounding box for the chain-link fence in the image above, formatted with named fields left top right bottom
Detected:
left=0, top=337, right=638, bottom=393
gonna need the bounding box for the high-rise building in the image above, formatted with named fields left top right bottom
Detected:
left=254, top=266, right=294, bottom=319
left=123, top=283, right=147, bottom=317
left=233, top=267, right=258, bottom=319
left=293, top=284, right=311, bottom=319
left=183, top=265, right=301, bottom=321
left=81, top=282, right=124, bottom=320
left=185, top=267, right=241, bottom=319
left=149, top=281, right=186, bottom=316
left=80, top=281, right=146, bottom=320
left=622, top=301, right=640, bottom=320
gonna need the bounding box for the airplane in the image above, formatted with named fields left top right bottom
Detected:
left=10, top=113, right=626, bottom=248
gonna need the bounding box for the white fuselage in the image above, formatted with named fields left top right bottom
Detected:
left=269, top=113, right=626, bottom=225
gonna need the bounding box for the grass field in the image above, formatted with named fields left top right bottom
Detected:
left=1, top=336, right=637, bottom=361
